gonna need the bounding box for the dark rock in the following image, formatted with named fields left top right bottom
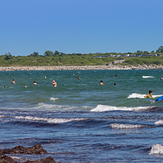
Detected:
left=0, top=154, right=17, bottom=163
left=25, top=156, right=56, bottom=163
left=0, top=144, right=47, bottom=155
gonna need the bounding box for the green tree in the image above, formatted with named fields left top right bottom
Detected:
left=156, top=46, right=163, bottom=53
left=44, top=50, right=53, bottom=56
left=4, top=52, right=12, bottom=60
left=144, top=51, right=149, bottom=54
left=33, top=52, right=39, bottom=57
left=54, top=50, right=60, bottom=55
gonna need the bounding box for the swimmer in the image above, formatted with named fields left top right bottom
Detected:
left=77, top=76, right=81, bottom=80
left=4, top=85, right=7, bottom=87
left=33, top=81, right=37, bottom=85
left=144, top=90, right=154, bottom=99
left=114, top=75, right=117, bottom=77
left=11, top=79, right=15, bottom=84
left=100, top=80, right=105, bottom=85
left=114, top=83, right=117, bottom=86
left=24, top=86, right=27, bottom=88
left=52, top=80, right=57, bottom=87
left=44, top=76, right=47, bottom=79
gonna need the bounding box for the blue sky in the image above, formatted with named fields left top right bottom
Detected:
left=0, top=0, right=163, bottom=56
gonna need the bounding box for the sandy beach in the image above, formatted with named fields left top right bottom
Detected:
left=0, top=64, right=162, bottom=71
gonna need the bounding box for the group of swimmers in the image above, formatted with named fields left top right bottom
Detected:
left=77, top=75, right=117, bottom=86
left=78, top=74, right=154, bottom=99
left=5, top=75, right=154, bottom=99
left=4, top=75, right=57, bottom=88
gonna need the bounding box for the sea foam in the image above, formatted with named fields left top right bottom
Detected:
left=0, top=115, right=6, bottom=118
left=149, top=144, right=163, bottom=155
left=110, top=123, right=147, bottom=129
left=50, top=97, right=59, bottom=101
left=155, top=120, right=163, bottom=125
left=15, top=116, right=86, bottom=124
left=142, top=76, right=154, bottom=78
left=127, top=93, right=163, bottom=99
left=91, top=105, right=153, bottom=112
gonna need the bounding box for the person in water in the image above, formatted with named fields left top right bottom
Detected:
left=77, top=76, right=81, bottom=80
left=100, top=80, right=105, bottom=85
left=52, top=80, right=57, bottom=87
left=11, top=79, right=15, bottom=84
left=144, top=90, right=154, bottom=99
left=33, top=81, right=37, bottom=85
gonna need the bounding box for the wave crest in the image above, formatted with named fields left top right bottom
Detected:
left=91, top=105, right=153, bottom=112
left=150, top=144, right=163, bottom=155
left=15, top=116, right=86, bottom=124
left=142, top=76, right=154, bottom=78
left=110, top=123, right=147, bottom=129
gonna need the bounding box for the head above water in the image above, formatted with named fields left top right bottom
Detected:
left=149, top=90, right=153, bottom=94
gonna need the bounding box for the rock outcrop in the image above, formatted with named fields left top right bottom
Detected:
left=0, top=144, right=57, bottom=163
left=0, top=144, right=47, bottom=155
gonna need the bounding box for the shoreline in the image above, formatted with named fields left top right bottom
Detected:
left=0, top=64, right=163, bottom=71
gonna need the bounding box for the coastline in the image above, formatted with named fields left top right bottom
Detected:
left=0, top=64, right=162, bottom=71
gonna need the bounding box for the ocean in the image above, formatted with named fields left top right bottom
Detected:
left=0, top=69, right=163, bottom=162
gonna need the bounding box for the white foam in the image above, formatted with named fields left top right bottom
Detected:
left=110, top=123, right=146, bottom=129
left=155, top=120, right=163, bottom=125
left=127, top=93, right=163, bottom=99
left=50, top=97, right=59, bottom=101
left=35, top=103, right=75, bottom=111
left=127, top=93, right=146, bottom=99
left=149, top=144, right=163, bottom=155
left=91, top=105, right=153, bottom=112
left=142, top=76, right=154, bottom=78
left=15, top=116, right=86, bottom=124
left=0, top=115, right=5, bottom=118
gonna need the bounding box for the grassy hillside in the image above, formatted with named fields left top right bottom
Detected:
left=0, top=53, right=163, bottom=66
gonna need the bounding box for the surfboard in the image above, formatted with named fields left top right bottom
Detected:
left=155, top=96, right=163, bottom=101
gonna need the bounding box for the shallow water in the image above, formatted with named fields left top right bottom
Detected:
left=1, top=69, right=163, bottom=162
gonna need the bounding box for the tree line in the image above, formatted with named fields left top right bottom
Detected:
left=0, top=46, right=163, bottom=67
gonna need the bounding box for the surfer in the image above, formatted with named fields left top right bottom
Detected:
left=100, top=80, right=105, bottom=85
left=11, top=79, right=15, bottom=84
left=144, top=90, right=154, bottom=99
left=52, top=80, right=57, bottom=87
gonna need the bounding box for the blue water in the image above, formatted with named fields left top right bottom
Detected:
left=0, top=69, right=163, bottom=162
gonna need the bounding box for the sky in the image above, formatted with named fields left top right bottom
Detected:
left=0, top=0, right=163, bottom=56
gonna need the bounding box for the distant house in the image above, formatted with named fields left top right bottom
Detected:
left=112, top=59, right=125, bottom=64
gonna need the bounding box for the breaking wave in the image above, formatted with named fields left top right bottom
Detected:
left=50, top=97, right=59, bottom=101
left=149, top=144, right=163, bottom=155
left=15, top=116, right=86, bottom=124
left=142, top=76, right=154, bottom=78
left=127, top=93, right=162, bottom=99
left=110, top=123, right=147, bottom=129
left=91, top=105, right=154, bottom=112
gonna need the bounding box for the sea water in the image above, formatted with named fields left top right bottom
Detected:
left=0, top=69, right=163, bottom=162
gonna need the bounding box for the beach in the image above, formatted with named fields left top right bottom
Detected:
left=0, top=64, right=163, bottom=71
